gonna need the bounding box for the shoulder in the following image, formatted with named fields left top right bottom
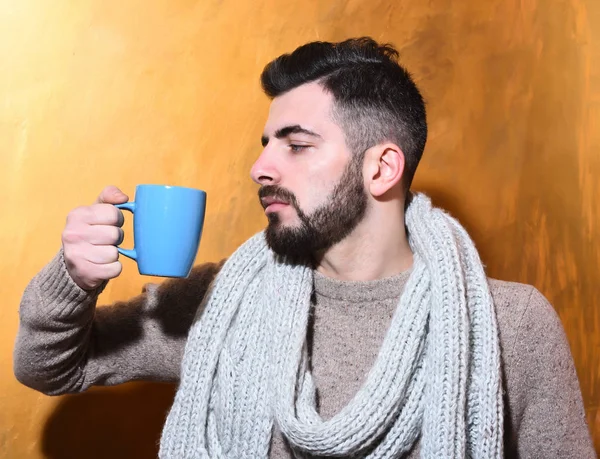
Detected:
left=488, top=281, right=594, bottom=456
left=487, top=278, right=566, bottom=357
left=487, top=278, right=574, bottom=387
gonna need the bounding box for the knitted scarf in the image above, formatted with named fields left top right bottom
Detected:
left=159, top=193, right=504, bottom=458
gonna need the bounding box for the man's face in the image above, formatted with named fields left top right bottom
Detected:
left=250, top=82, right=368, bottom=259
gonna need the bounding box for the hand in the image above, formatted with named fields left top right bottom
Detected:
left=62, top=186, right=129, bottom=291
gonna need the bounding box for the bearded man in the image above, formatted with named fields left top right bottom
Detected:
left=15, top=38, right=595, bottom=458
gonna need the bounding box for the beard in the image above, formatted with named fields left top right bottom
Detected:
left=259, top=156, right=368, bottom=261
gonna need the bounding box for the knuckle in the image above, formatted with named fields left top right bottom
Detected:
left=105, top=225, right=117, bottom=241
left=110, top=207, right=121, bottom=225
left=106, top=245, right=119, bottom=260
left=89, top=205, right=101, bottom=223
left=96, top=204, right=120, bottom=225
left=66, top=245, right=85, bottom=264
left=109, top=262, right=123, bottom=278
left=66, top=207, right=82, bottom=224
left=62, top=227, right=83, bottom=245
left=112, top=226, right=123, bottom=243
left=115, top=209, right=125, bottom=227
left=68, top=206, right=93, bottom=224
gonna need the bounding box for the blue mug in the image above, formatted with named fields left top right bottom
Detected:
left=115, top=184, right=206, bottom=277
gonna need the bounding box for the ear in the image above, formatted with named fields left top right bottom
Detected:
left=363, top=143, right=405, bottom=197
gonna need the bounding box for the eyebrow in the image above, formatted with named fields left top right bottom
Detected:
left=261, top=125, right=322, bottom=147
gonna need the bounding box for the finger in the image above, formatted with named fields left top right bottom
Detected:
left=84, top=225, right=124, bottom=246
left=96, top=186, right=129, bottom=205
left=93, top=261, right=123, bottom=280
left=83, top=244, right=120, bottom=264
left=76, top=260, right=123, bottom=286
left=88, top=203, right=125, bottom=227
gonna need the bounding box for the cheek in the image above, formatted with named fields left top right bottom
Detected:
left=287, top=149, right=350, bottom=213
left=296, top=177, right=337, bottom=214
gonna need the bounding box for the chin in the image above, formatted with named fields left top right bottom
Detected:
left=266, top=210, right=299, bottom=228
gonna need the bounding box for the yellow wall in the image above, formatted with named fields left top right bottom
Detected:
left=1, top=0, right=599, bottom=457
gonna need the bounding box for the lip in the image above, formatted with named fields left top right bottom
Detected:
left=261, top=196, right=287, bottom=205
left=265, top=202, right=289, bottom=213
left=262, top=196, right=288, bottom=206
left=261, top=196, right=289, bottom=214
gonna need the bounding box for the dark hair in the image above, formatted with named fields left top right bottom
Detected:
left=261, top=37, right=427, bottom=191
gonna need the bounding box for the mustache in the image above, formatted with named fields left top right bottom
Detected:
left=258, top=185, right=298, bottom=209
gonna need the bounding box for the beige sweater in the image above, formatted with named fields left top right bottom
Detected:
left=14, top=251, right=596, bottom=458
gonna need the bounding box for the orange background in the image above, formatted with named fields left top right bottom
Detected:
left=1, top=0, right=598, bottom=457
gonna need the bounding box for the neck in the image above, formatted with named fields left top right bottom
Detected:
left=315, top=203, right=413, bottom=281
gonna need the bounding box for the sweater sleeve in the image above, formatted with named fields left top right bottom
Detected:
left=508, top=286, right=596, bottom=458
left=13, top=249, right=224, bottom=396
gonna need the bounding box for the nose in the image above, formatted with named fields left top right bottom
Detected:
left=250, top=148, right=281, bottom=186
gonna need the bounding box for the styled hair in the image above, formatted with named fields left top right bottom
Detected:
left=260, top=37, right=427, bottom=190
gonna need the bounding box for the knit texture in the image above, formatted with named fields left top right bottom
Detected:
left=158, top=193, right=504, bottom=458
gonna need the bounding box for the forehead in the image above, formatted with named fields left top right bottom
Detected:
left=264, top=82, right=336, bottom=133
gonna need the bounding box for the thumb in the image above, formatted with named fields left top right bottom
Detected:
left=96, top=185, right=129, bottom=205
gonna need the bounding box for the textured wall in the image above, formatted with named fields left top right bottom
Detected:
left=1, top=0, right=598, bottom=457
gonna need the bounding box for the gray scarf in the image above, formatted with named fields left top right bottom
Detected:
left=159, top=193, right=504, bottom=458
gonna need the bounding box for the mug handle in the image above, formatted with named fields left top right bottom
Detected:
left=115, top=202, right=137, bottom=261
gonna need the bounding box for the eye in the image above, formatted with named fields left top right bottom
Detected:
left=289, top=144, right=309, bottom=153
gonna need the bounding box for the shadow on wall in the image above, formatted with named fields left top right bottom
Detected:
left=42, top=383, right=175, bottom=459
